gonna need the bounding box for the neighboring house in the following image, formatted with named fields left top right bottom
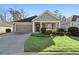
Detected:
left=61, top=15, right=79, bottom=31
left=13, top=10, right=61, bottom=33
left=0, top=20, right=13, bottom=33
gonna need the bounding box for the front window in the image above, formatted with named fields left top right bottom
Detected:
left=42, top=23, right=55, bottom=30
left=44, top=24, right=53, bottom=30
left=47, top=24, right=52, bottom=29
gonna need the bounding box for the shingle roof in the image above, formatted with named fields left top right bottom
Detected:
left=72, top=15, right=79, bottom=21
left=14, top=16, right=37, bottom=22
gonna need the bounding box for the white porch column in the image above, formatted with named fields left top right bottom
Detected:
left=40, top=22, right=42, bottom=32
left=15, top=24, right=16, bottom=32
left=13, top=23, right=16, bottom=32
left=59, top=22, right=60, bottom=28
left=33, top=22, right=35, bottom=32
left=55, top=23, right=57, bottom=30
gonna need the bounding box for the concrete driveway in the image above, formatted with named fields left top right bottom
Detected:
left=0, top=33, right=30, bottom=54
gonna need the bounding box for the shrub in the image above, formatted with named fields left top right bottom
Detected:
left=65, top=32, right=71, bottom=36
left=6, top=28, right=11, bottom=33
left=68, top=27, right=79, bottom=33
left=41, top=28, right=46, bottom=34
left=52, top=32, right=57, bottom=36
left=46, top=30, right=52, bottom=35
left=57, top=28, right=65, bottom=32
left=51, top=32, right=65, bottom=36
left=56, top=32, right=65, bottom=36
left=68, top=27, right=79, bottom=36
left=72, top=31, right=79, bottom=37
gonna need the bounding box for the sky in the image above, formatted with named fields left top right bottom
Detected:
left=0, top=4, right=79, bottom=17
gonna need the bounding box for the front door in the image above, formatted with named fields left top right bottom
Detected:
left=35, top=22, right=40, bottom=32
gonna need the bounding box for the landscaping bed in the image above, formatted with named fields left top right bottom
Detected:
left=24, top=32, right=79, bottom=52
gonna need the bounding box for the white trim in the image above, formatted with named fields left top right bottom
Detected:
left=32, top=22, right=35, bottom=32
left=55, top=23, right=57, bottom=29
left=33, top=21, right=60, bottom=32
left=14, top=22, right=32, bottom=25
left=33, top=21, right=60, bottom=23
left=59, top=22, right=61, bottom=28
left=13, top=23, right=16, bottom=32
left=40, top=22, right=42, bottom=32
left=14, top=24, right=16, bottom=32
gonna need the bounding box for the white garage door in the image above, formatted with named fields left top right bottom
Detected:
left=16, top=25, right=32, bottom=33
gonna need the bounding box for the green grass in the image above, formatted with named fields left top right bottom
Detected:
left=43, top=36, right=79, bottom=52
left=24, top=33, right=53, bottom=52
left=24, top=33, right=79, bottom=52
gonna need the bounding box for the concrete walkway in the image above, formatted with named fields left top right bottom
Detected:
left=0, top=33, right=30, bottom=54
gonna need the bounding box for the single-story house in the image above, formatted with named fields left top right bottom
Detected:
left=13, top=10, right=61, bottom=33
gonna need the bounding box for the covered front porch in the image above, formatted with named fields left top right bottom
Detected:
left=32, top=21, right=60, bottom=32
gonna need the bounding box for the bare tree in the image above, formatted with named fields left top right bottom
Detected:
left=0, top=8, right=27, bottom=22
left=0, top=9, right=7, bottom=21
left=8, top=8, right=26, bottom=21
left=54, top=10, right=59, bottom=16
left=62, top=16, right=66, bottom=20
left=20, top=9, right=26, bottom=19
left=0, top=14, right=4, bottom=21
left=8, top=8, right=17, bottom=21
left=54, top=10, right=62, bottom=19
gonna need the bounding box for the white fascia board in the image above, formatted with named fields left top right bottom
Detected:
left=33, top=21, right=60, bottom=23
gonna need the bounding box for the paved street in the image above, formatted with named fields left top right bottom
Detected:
left=0, top=33, right=29, bottom=54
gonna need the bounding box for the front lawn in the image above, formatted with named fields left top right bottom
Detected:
left=24, top=33, right=53, bottom=52
left=24, top=33, right=79, bottom=52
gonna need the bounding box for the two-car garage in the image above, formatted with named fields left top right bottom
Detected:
left=13, top=22, right=32, bottom=33
left=13, top=16, right=37, bottom=33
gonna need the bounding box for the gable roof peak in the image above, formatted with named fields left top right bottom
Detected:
left=43, top=10, right=56, bottom=16
left=44, top=10, right=52, bottom=14
left=32, top=10, right=60, bottom=21
left=45, top=10, right=50, bottom=12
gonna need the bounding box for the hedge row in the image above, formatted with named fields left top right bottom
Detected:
left=41, top=27, right=79, bottom=36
